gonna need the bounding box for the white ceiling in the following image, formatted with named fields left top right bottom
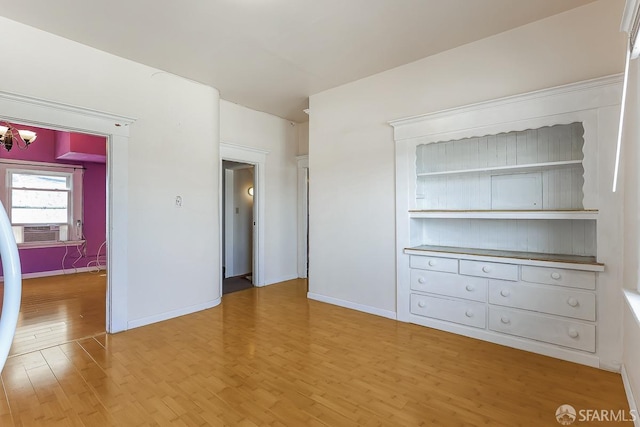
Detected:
left=0, top=0, right=596, bottom=122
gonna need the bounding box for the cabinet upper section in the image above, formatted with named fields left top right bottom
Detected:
left=391, top=75, right=624, bottom=213
left=414, top=122, right=585, bottom=211
left=416, top=123, right=584, bottom=176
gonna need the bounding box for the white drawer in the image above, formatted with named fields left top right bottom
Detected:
left=410, top=255, right=458, bottom=274
left=410, top=294, right=486, bottom=328
left=410, top=270, right=487, bottom=302
left=488, top=280, right=595, bottom=321
left=521, top=266, right=596, bottom=290
left=460, top=260, right=518, bottom=281
left=489, top=307, right=595, bottom=352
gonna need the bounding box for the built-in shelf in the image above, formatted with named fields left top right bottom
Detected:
left=408, top=209, right=598, bottom=220
left=417, top=160, right=583, bottom=177
left=404, top=245, right=604, bottom=271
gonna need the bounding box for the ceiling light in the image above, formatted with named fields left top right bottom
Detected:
left=0, top=122, right=37, bottom=151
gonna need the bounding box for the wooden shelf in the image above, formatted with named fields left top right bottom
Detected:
left=416, top=160, right=582, bottom=177
left=408, top=210, right=598, bottom=220
left=404, top=245, right=604, bottom=271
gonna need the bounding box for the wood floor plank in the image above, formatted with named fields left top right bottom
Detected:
left=1, top=272, right=106, bottom=357
left=0, top=278, right=633, bottom=425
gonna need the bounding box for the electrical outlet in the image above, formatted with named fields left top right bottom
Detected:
left=175, top=196, right=182, bottom=207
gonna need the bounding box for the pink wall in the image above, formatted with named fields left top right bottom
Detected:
left=55, top=132, right=106, bottom=163
left=0, top=123, right=107, bottom=275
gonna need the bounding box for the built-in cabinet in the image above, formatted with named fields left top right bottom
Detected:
left=391, top=76, right=623, bottom=369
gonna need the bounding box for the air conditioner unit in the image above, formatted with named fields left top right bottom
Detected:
left=23, top=225, right=60, bottom=243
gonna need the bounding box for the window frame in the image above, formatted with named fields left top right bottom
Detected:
left=0, top=159, right=84, bottom=247
left=8, top=169, right=73, bottom=226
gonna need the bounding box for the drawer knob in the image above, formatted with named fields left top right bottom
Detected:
left=418, top=277, right=426, bottom=284
left=465, top=284, right=475, bottom=292
left=500, top=316, right=511, bottom=325
left=482, top=266, right=491, bottom=273
left=500, top=289, right=510, bottom=297
left=465, top=310, right=474, bottom=318
left=417, top=301, right=426, bottom=308
left=428, top=260, right=436, bottom=267
left=568, top=328, right=579, bottom=338
left=567, top=297, right=579, bottom=307
left=551, top=272, right=562, bottom=280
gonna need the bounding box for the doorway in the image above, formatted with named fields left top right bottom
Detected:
left=0, top=90, right=133, bottom=334
left=222, top=161, right=254, bottom=294
left=0, top=124, right=109, bottom=354
left=219, top=142, right=267, bottom=289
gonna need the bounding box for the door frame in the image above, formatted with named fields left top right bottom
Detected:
left=220, top=142, right=267, bottom=286
left=0, top=90, right=135, bottom=333
left=296, top=155, right=309, bottom=278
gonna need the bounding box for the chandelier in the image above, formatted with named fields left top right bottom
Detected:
left=0, top=122, right=37, bottom=151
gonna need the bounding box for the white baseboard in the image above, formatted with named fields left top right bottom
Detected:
left=307, top=292, right=397, bottom=320
left=0, top=266, right=105, bottom=281
left=622, top=365, right=640, bottom=427
left=127, top=298, right=221, bottom=330
left=260, top=274, right=299, bottom=287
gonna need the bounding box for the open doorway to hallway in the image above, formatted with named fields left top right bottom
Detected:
left=222, top=160, right=254, bottom=294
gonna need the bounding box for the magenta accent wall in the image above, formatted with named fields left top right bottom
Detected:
left=55, top=131, right=106, bottom=163
left=0, top=123, right=107, bottom=275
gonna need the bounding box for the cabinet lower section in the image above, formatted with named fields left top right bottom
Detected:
left=410, top=293, right=486, bottom=328
left=488, top=307, right=595, bottom=352
left=403, top=251, right=602, bottom=366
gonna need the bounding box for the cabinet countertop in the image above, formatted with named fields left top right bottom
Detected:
left=405, top=245, right=604, bottom=271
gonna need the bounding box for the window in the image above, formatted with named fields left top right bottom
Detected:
left=0, top=160, right=83, bottom=246
left=9, top=171, right=71, bottom=224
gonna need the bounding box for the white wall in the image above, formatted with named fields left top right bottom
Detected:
left=233, top=167, right=254, bottom=276
left=308, top=0, right=625, bottom=314
left=220, top=100, right=299, bottom=284
left=0, top=17, right=221, bottom=327
left=298, top=121, right=309, bottom=155
left=624, top=59, right=640, bottom=294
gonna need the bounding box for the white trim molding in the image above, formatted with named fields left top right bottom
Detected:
left=0, top=266, right=105, bottom=281
left=128, top=298, right=220, bottom=330
left=622, top=365, right=640, bottom=427
left=389, top=74, right=623, bottom=141
left=307, top=292, right=397, bottom=320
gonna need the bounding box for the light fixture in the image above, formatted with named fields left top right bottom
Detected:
left=0, top=122, right=37, bottom=151
left=248, top=187, right=254, bottom=196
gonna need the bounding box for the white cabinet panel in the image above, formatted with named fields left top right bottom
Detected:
left=489, top=307, right=595, bottom=352
left=410, top=269, right=487, bottom=302
left=410, top=294, right=486, bottom=328
left=521, top=265, right=595, bottom=290
left=488, top=280, right=595, bottom=321
left=410, top=255, right=458, bottom=273
left=491, top=173, right=542, bottom=210
left=460, top=259, right=518, bottom=281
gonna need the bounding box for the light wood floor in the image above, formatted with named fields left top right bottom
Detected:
left=0, top=272, right=106, bottom=357
left=0, top=278, right=632, bottom=426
